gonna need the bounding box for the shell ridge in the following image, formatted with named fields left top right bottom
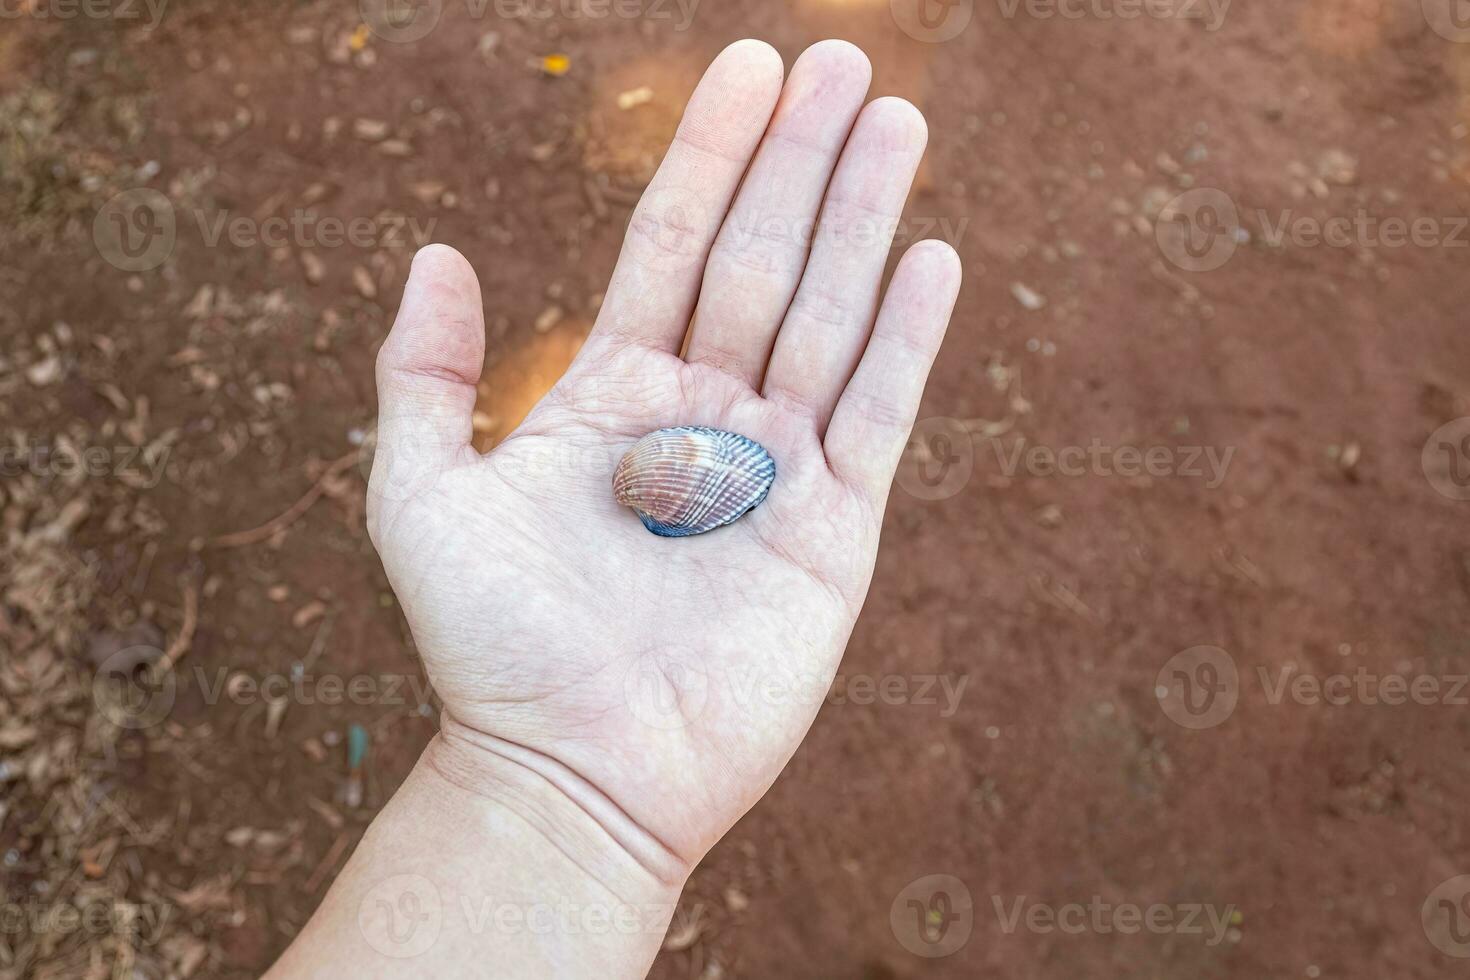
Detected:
left=673, top=430, right=723, bottom=529
left=613, top=426, right=776, bottom=537
left=693, top=430, right=771, bottom=530
left=682, top=430, right=741, bottom=530
left=685, top=429, right=762, bottom=530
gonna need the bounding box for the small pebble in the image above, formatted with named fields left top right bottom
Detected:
left=1010, top=282, right=1046, bottom=311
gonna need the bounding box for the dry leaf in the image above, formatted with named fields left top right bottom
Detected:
left=538, top=53, right=571, bottom=76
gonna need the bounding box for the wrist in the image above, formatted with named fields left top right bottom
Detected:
left=424, top=712, right=692, bottom=892
left=270, top=719, right=686, bottom=979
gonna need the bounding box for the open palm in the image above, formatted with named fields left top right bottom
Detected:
left=366, top=39, right=960, bottom=877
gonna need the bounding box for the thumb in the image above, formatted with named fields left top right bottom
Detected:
left=369, top=244, right=486, bottom=511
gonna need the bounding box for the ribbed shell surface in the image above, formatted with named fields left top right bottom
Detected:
left=612, top=427, right=776, bottom=537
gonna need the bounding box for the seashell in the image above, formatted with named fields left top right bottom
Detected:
left=613, top=426, right=776, bottom=537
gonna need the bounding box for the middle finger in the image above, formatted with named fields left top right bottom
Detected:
left=683, top=40, right=872, bottom=387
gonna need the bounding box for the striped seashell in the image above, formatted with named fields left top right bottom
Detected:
left=613, top=426, right=776, bottom=537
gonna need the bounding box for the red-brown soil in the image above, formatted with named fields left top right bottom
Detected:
left=3, top=0, right=1470, bottom=977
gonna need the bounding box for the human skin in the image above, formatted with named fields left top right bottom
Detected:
left=268, top=38, right=961, bottom=978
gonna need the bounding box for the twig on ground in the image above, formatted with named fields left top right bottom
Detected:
left=207, top=451, right=358, bottom=549
left=155, top=577, right=200, bottom=676
left=303, top=831, right=352, bottom=894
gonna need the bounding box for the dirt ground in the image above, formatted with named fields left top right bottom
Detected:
left=3, top=0, right=1470, bottom=976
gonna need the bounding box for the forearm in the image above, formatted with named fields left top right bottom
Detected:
left=268, top=729, right=686, bottom=979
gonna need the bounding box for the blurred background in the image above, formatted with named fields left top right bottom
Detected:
left=4, top=0, right=1470, bottom=976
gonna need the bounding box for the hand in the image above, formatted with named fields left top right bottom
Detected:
left=368, top=39, right=960, bottom=884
